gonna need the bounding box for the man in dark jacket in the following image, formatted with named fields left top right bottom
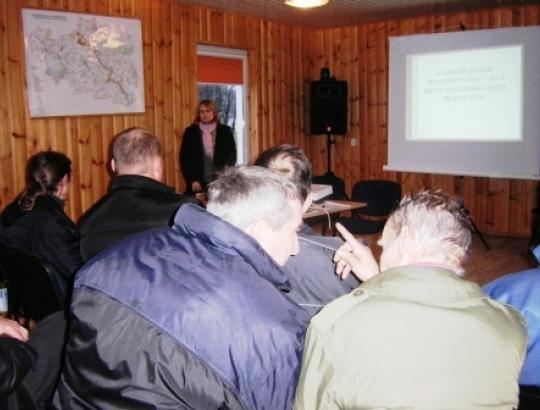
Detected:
left=255, top=145, right=359, bottom=316
left=54, top=166, right=310, bottom=410
left=78, top=127, right=195, bottom=262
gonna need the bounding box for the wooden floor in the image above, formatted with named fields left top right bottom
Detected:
left=360, top=232, right=535, bottom=286
left=463, top=234, right=535, bottom=285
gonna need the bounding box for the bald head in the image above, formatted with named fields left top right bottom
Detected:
left=111, top=127, right=164, bottom=181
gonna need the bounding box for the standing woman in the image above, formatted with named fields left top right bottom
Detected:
left=179, top=100, right=237, bottom=194
left=0, top=151, right=81, bottom=293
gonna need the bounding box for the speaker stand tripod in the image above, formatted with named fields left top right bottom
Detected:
left=325, top=129, right=336, bottom=174
left=462, top=206, right=490, bottom=250
left=455, top=176, right=489, bottom=250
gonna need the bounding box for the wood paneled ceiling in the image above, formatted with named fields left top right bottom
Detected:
left=177, top=0, right=538, bottom=28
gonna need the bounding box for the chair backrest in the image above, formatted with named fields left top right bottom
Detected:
left=351, top=180, right=402, bottom=217
left=519, top=385, right=540, bottom=410
left=312, top=172, right=347, bottom=200
left=0, top=249, right=65, bottom=322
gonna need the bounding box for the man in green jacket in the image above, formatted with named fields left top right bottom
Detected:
left=295, top=190, right=527, bottom=410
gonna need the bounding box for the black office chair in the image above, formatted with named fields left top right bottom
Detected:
left=0, top=249, right=65, bottom=324
left=336, top=180, right=402, bottom=235
left=530, top=207, right=540, bottom=249
left=312, top=172, right=347, bottom=201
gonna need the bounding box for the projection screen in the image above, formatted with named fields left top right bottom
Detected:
left=386, top=26, right=540, bottom=180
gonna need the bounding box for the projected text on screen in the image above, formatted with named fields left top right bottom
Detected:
left=406, top=46, right=522, bottom=141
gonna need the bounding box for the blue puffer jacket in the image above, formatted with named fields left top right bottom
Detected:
left=483, top=244, right=540, bottom=388
left=54, top=204, right=310, bottom=410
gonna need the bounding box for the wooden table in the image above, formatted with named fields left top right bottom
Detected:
left=304, top=200, right=366, bottom=235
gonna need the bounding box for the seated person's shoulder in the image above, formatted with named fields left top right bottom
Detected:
left=287, top=234, right=359, bottom=303
left=483, top=267, right=540, bottom=323
left=293, top=235, right=343, bottom=266
left=0, top=199, right=24, bottom=227
left=177, top=193, right=199, bottom=206
left=484, top=267, right=540, bottom=297
left=39, top=207, right=77, bottom=232
left=299, top=234, right=343, bottom=252
left=309, top=289, right=367, bottom=334
left=483, top=267, right=540, bottom=324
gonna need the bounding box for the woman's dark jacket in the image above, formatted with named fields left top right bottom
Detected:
left=179, top=123, right=237, bottom=192
left=0, top=195, right=81, bottom=286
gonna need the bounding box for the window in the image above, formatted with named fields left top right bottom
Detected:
left=197, top=45, right=248, bottom=165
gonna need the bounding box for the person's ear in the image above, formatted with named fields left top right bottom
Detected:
left=244, top=219, right=270, bottom=243
left=302, top=193, right=313, bottom=214
left=55, top=174, right=70, bottom=200
left=151, top=157, right=164, bottom=181
left=396, top=225, right=412, bottom=263
left=110, top=158, right=117, bottom=174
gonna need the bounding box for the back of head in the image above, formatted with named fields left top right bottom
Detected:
left=19, top=151, right=72, bottom=211
left=389, top=189, right=472, bottom=271
left=206, top=166, right=298, bottom=231
left=254, top=144, right=312, bottom=204
left=112, top=127, right=163, bottom=179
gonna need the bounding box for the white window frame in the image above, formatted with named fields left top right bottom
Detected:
left=197, top=45, right=249, bottom=165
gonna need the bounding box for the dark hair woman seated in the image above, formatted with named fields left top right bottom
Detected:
left=0, top=151, right=82, bottom=298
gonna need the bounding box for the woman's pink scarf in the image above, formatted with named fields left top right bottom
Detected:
left=199, top=122, right=216, bottom=157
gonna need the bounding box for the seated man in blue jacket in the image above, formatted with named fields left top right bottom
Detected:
left=54, top=166, right=310, bottom=410
left=483, top=244, right=540, bottom=389
left=255, top=145, right=359, bottom=316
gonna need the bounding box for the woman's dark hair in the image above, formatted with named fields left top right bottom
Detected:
left=18, top=151, right=72, bottom=211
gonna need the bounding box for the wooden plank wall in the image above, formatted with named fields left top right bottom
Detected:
left=0, top=0, right=538, bottom=237
left=0, top=0, right=312, bottom=222
left=309, top=5, right=540, bottom=237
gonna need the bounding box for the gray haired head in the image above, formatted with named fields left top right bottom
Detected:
left=388, top=189, right=472, bottom=273
left=254, top=144, right=312, bottom=204
left=207, top=166, right=299, bottom=231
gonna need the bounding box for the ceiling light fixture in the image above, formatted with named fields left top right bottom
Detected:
left=284, top=0, right=330, bottom=9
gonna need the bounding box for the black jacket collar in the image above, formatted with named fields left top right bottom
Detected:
left=109, top=174, right=175, bottom=194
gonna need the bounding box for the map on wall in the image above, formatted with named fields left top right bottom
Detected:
left=22, top=9, right=145, bottom=117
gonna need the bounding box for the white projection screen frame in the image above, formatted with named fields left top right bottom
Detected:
left=387, top=26, right=540, bottom=180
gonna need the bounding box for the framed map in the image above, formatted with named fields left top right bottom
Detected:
left=22, top=9, right=145, bottom=117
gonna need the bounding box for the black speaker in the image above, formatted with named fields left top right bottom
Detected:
left=310, top=81, right=348, bottom=135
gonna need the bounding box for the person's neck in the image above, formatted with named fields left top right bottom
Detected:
left=117, top=171, right=160, bottom=182
left=409, top=261, right=458, bottom=272
left=48, top=192, right=66, bottom=207
left=398, top=255, right=461, bottom=274
left=381, top=249, right=459, bottom=273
